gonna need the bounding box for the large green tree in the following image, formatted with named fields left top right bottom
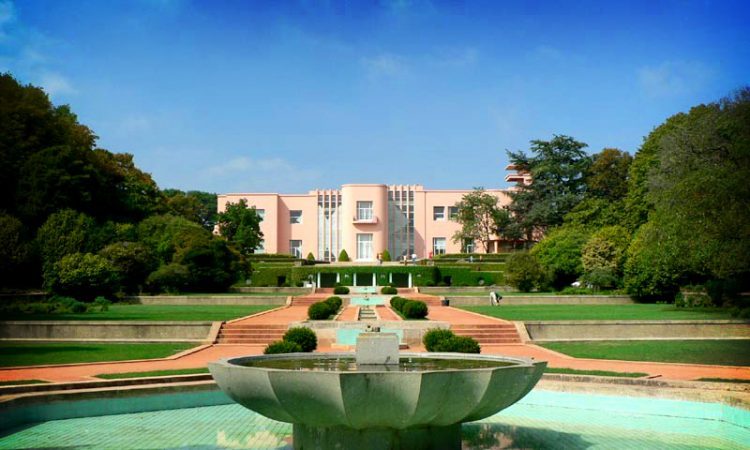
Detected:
left=163, top=189, right=218, bottom=230
left=507, top=135, right=591, bottom=240
left=217, top=199, right=264, bottom=256
left=451, top=188, right=510, bottom=253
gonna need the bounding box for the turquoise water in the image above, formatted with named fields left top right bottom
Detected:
left=349, top=295, right=387, bottom=306
left=350, top=286, right=377, bottom=294
left=1, top=389, right=747, bottom=449
left=335, top=327, right=404, bottom=345
left=238, top=357, right=515, bottom=371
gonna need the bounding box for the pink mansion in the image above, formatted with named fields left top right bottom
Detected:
left=217, top=167, right=529, bottom=262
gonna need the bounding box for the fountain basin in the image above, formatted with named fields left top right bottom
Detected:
left=209, top=352, right=545, bottom=449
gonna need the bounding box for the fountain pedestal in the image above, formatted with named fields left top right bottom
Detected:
left=294, top=423, right=461, bottom=450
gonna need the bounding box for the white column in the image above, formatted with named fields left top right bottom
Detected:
left=336, top=273, right=340, bottom=283
left=372, top=274, right=376, bottom=287
left=389, top=273, right=393, bottom=284
left=408, top=273, right=413, bottom=288
left=317, top=272, right=321, bottom=287
left=353, top=273, right=357, bottom=287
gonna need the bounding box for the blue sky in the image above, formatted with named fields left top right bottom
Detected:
left=1, top=0, right=748, bottom=193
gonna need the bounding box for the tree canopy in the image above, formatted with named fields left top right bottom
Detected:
left=452, top=188, right=509, bottom=253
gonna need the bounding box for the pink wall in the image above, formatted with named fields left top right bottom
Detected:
left=218, top=186, right=513, bottom=259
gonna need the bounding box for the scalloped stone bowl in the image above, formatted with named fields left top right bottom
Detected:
left=209, top=352, right=546, bottom=450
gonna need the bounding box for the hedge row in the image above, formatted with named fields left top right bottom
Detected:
left=433, top=253, right=512, bottom=262
left=250, top=265, right=503, bottom=287
left=390, top=296, right=428, bottom=319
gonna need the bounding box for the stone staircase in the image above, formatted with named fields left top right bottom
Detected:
left=290, top=295, right=329, bottom=306
left=450, top=323, right=521, bottom=344
left=216, top=323, right=287, bottom=344
left=358, top=306, right=378, bottom=321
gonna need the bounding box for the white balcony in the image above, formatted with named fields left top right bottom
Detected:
left=353, top=215, right=378, bottom=224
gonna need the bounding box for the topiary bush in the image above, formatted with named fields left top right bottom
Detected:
left=390, top=296, right=407, bottom=311
left=324, top=296, right=343, bottom=312
left=433, top=336, right=481, bottom=353
left=402, top=300, right=428, bottom=319
left=306, top=252, right=316, bottom=262
left=264, top=340, right=303, bottom=354
left=381, top=250, right=391, bottom=262
left=283, top=327, right=318, bottom=352
left=333, top=285, right=349, bottom=295
left=338, top=249, right=350, bottom=262
left=423, top=328, right=455, bottom=351
left=308, top=301, right=333, bottom=320
left=381, top=286, right=397, bottom=295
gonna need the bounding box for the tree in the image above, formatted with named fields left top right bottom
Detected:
left=504, top=252, right=546, bottom=292
left=507, top=135, right=591, bottom=240
left=136, top=214, right=207, bottom=263
left=99, top=241, right=155, bottom=294
left=36, top=209, right=100, bottom=278
left=173, top=233, right=240, bottom=292
left=338, top=249, right=350, bottom=262
left=581, top=226, right=630, bottom=289
left=530, top=226, right=591, bottom=290
left=452, top=188, right=508, bottom=253
left=0, top=214, right=29, bottom=287
left=217, top=199, right=263, bottom=256
left=163, top=189, right=218, bottom=230
left=585, top=148, right=633, bottom=201
left=47, top=252, right=119, bottom=300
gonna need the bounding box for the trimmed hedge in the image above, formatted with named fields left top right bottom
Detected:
left=402, top=300, right=428, bottom=319
left=308, top=302, right=333, bottom=320
left=290, top=266, right=438, bottom=286
left=250, top=266, right=292, bottom=287
left=325, top=296, right=343, bottom=312
left=381, top=286, right=397, bottom=295
left=437, top=267, right=503, bottom=286
left=423, top=328, right=455, bottom=351
left=264, top=340, right=303, bottom=354
left=283, top=327, right=317, bottom=352
left=390, top=296, right=407, bottom=311
left=434, top=253, right=511, bottom=262
left=434, top=336, right=481, bottom=353
left=333, top=285, right=350, bottom=294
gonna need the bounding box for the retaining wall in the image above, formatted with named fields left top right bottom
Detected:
left=0, top=321, right=215, bottom=342
left=133, top=295, right=288, bottom=306
left=448, top=295, right=634, bottom=306
left=232, top=287, right=312, bottom=295
left=525, top=320, right=750, bottom=341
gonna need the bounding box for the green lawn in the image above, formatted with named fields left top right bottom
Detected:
left=95, top=367, right=210, bottom=379
left=544, top=367, right=647, bottom=378
left=2, top=304, right=276, bottom=321
left=540, top=340, right=750, bottom=366
left=697, top=378, right=750, bottom=384
left=461, top=304, right=734, bottom=321
left=180, top=292, right=292, bottom=296
left=0, top=342, right=195, bottom=367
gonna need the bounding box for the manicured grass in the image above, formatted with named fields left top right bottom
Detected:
left=461, top=304, right=734, bottom=321
left=545, top=367, right=648, bottom=378
left=697, top=378, right=750, bottom=384
left=0, top=379, right=49, bottom=386
left=540, top=340, right=750, bottom=367
left=95, top=367, right=210, bottom=379
left=0, top=342, right=195, bottom=367
left=180, top=292, right=293, bottom=296
left=1, top=304, right=276, bottom=321
left=432, top=291, right=622, bottom=297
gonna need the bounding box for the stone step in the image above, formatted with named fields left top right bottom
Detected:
left=217, top=338, right=279, bottom=344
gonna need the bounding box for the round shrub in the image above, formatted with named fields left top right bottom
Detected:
left=145, top=263, right=190, bottom=294
left=283, top=327, right=318, bottom=352
left=381, top=286, right=397, bottom=295
left=423, top=328, right=455, bottom=352
left=434, top=336, right=481, bottom=354
left=381, top=250, right=391, bottom=262
left=264, top=340, right=303, bottom=354
left=390, top=296, right=407, bottom=311
left=308, top=301, right=333, bottom=320
left=324, top=296, right=343, bottom=312
left=333, top=285, right=350, bottom=295
left=402, top=300, right=428, bottom=319
left=51, top=295, right=88, bottom=313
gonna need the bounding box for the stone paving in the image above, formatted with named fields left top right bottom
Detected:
left=1, top=304, right=749, bottom=384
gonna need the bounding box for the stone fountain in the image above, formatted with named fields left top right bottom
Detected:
left=209, top=333, right=545, bottom=449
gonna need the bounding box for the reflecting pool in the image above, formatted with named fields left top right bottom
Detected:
left=1, top=389, right=747, bottom=449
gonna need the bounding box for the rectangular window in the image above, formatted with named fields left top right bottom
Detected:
left=357, top=233, right=373, bottom=260
left=289, top=240, right=302, bottom=258
left=433, top=206, right=445, bottom=221
left=449, top=206, right=459, bottom=220
left=290, top=210, right=302, bottom=224
left=357, top=201, right=373, bottom=220
left=433, top=237, right=446, bottom=255
left=256, top=240, right=265, bottom=254
left=254, top=208, right=265, bottom=221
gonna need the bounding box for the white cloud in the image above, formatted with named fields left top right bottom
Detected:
left=637, top=60, right=713, bottom=98
left=36, top=71, right=77, bottom=97
left=361, top=53, right=410, bottom=79
left=431, top=47, right=478, bottom=68
left=0, top=0, right=15, bottom=37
